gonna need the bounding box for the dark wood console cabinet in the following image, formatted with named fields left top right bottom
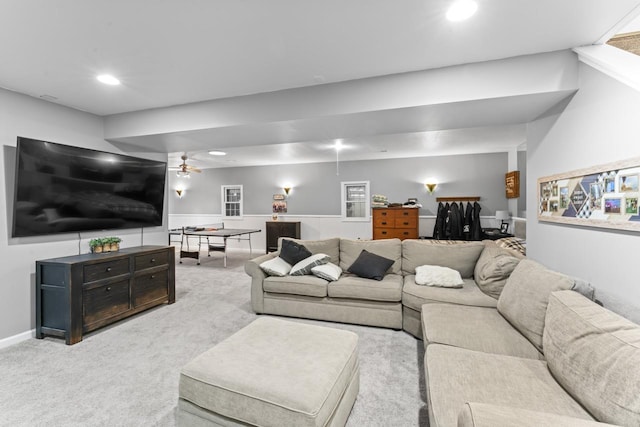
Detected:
left=265, top=221, right=301, bottom=253
left=36, top=245, right=175, bottom=345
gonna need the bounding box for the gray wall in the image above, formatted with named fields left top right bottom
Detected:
left=0, top=87, right=168, bottom=344
left=527, top=62, right=640, bottom=322
left=169, top=152, right=509, bottom=218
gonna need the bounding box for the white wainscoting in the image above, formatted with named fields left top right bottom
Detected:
left=169, top=214, right=499, bottom=252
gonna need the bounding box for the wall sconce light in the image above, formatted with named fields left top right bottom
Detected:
left=283, top=186, right=292, bottom=196
left=176, top=189, right=184, bottom=198
left=425, top=182, right=437, bottom=194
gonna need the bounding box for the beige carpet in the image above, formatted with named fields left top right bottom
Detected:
left=0, top=249, right=427, bottom=426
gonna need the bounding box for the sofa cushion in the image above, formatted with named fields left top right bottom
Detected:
left=290, top=253, right=330, bottom=276
left=544, top=290, right=640, bottom=426
left=311, top=262, right=342, bottom=282
left=426, top=344, right=594, bottom=427
left=264, top=275, right=328, bottom=298
left=329, top=273, right=402, bottom=302
left=474, top=246, right=523, bottom=299
left=402, top=276, right=497, bottom=312
left=259, top=256, right=292, bottom=277
left=279, top=239, right=312, bottom=265
left=279, top=237, right=340, bottom=265
left=415, top=265, right=463, bottom=288
left=340, top=238, right=402, bottom=275
left=402, top=240, right=484, bottom=278
left=458, top=403, right=616, bottom=427
left=347, top=249, right=394, bottom=281
left=422, top=304, right=541, bottom=359
left=497, top=259, right=574, bottom=352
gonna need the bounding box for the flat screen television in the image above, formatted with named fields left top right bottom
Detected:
left=12, top=137, right=167, bottom=238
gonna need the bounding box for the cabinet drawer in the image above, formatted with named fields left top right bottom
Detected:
left=373, top=209, right=396, bottom=220
left=83, top=259, right=130, bottom=283
left=395, top=216, right=418, bottom=228
left=373, top=229, right=398, bottom=240
left=83, top=280, right=130, bottom=328
left=373, top=216, right=395, bottom=227
left=396, top=229, right=418, bottom=239
left=135, top=251, right=169, bottom=271
left=133, top=270, right=168, bottom=307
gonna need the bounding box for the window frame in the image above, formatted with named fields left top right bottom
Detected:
left=221, top=184, right=243, bottom=219
left=341, top=180, right=370, bottom=222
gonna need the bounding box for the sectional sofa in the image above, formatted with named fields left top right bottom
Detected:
left=244, top=237, right=640, bottom=426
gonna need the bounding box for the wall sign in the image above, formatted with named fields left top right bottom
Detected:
left=505, top=171, right=520, bottom=199
left=538, top=157, right=640, bottom=232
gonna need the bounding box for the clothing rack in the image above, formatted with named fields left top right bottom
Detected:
left=435, top=196, right=480, bottom=202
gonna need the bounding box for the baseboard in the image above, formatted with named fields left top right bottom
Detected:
left=0, top=329, right=34, bottom=350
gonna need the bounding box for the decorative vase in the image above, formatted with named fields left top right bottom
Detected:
left=272, top=213, right=278, bottom=221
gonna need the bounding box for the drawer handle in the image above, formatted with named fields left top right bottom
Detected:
left=403, top=222, right=409, bottom=225
left=382, top=231, right=387, bottom=235
left=381, top=221, right=387, bottom=225
left=106, top=286, right=112, bottom=292
left=106, top=267, right=112, bottom=272
left=150, top=258, right=156, bottom=263
left=151, top=275, right=155, bottom=279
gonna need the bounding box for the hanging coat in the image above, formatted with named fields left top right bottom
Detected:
left=471, top=202, right=482, bottom=241
left=463, top=202, right=473, bottom=240
left=449, top=202, right=462, bottom=240
left=443, top=203, right=451, bottom=239
left=433, top=202, right=444, bottom=239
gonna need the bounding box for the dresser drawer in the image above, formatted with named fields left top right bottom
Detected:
left=373, top=209, right=396, bottom=220
left=135, top=251, right=169, bottom=271
left=83, top=259, right=130, bottom=283
left=395, top=216, right=418, bottom=229
left=83, top=280, right=130, bottom=328
left=395, top=229, right=418, bottom=239
left=133, top=269, right=169, bottom=307
left=373, top=216, right=395, bottom=227
left=373, top=229, right=398, bottom=240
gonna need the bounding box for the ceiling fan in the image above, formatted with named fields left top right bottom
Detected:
left=169, top=154, right=201, bottom=178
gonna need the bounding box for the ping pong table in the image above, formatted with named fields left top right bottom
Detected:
left=176, top=225, right=261, bottom=267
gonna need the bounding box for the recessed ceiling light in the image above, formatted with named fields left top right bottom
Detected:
left=96, top=74, right=121, bottom=85
left=208, top=150, right=227, bottom=156
left=446, top=0, right=478, bottom=22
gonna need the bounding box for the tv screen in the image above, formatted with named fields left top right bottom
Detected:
left=12, top=137, right=167, bottom=237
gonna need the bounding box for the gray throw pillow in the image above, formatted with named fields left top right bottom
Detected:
left=474, top=246, right=523, bottom=299
left=279, top=239, right=312, bottom=265
left=347, top=249, right=394, bottom=281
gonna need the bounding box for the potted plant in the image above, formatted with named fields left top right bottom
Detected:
left=89, top=238, right=104, bottom=253
left=107, top=237, right=121, bottom=252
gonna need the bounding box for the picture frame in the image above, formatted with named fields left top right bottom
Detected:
left=537, top=157, right=640, bottom=233
left=500, top=223, right=509, bottom=234
left=272, top=200, right=287, bottom=213
left=273, top=194, right=285, bottom=201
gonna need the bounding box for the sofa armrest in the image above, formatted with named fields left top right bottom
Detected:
left=244, top=252, right=278, bottom=314
left=458, top=402, right=619, bottom=427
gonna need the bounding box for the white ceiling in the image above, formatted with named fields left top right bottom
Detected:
left=2, top=0, right=640, bottom=168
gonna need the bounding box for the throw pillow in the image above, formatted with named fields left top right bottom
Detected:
left=279, top=239, right=312, bottom=266
left=347, top=249, right=394, bottom=281
left=290, top=253, right=331, bottom=276
left=259, top=257, right=292, bottom=277
left=311, top=262, right=342, bottom=281
left=415, top=265, right=464, bottom=288
left=474, top=246, right=523, bottom=299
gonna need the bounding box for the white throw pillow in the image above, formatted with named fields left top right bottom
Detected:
left=290, top=253, right=331, bottom=276
left=311, top=262, right=342, bottom=281
left=259, top=257, right=292, bottom=277
left=415, top=265, right=464, bottom=288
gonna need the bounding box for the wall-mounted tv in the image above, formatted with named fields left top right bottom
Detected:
left=12, top=137, right=167, bottom=238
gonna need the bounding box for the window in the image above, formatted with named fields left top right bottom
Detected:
left=222, top=185, right=243, bottom=218
left=341, top=181, right=370, bottom=221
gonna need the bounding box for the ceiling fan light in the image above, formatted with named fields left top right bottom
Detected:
left=447, top=0, right=477, bottom=22
left=96, top=74, right=121, bottom=85
left=176, top=170, right=190, bottom=178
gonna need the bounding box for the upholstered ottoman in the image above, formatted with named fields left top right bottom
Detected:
left=178, top=317, right=360, bottom=427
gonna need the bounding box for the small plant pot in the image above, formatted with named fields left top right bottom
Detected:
left=93, top=246, right=103, bottom=254
left=102, top=244, right=110, bottom=253
left=110, top=243, right=119, bottom=252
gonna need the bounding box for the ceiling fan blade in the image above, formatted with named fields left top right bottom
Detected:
left=186, top=166, right=202, bottom=172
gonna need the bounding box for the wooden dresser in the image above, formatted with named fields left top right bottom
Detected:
left=372, top=207, right=419, bottom=240
left=35, top=245, right=175, bottom=345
